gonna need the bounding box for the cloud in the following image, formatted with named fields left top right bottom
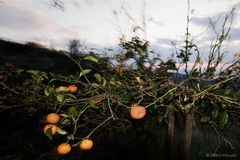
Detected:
left=189, top=9, right=240, bottom=46
left=0, top=2, right=56, bottom=32
left=229, top=27, right=240, bottom=41
left=0, top=1, right=87, bottom=46
left=176, top=62, right=233, bottom=73
left=68, top=0, right=82, bottom=9
left=155, top=38, right=175, bottom=46
left=191, top=11, right=228, bottom=28
left=56, top=27, right=80, bottom=38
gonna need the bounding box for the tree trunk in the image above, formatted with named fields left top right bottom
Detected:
left=166, top=108, right=175, bottom=160
left=179, top=107, right=197, bottom=160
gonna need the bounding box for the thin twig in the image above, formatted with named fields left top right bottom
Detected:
left=86, top=116, right=113, bottom=138
left=107, top=98, right=116, bottom=120
left=0, top=82, right=20, bottom=94
left=211, top=122, right=234, bottom=152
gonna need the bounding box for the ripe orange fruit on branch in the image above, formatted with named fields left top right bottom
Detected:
left=79, top=139, right=94, bottom=151
left=130, top=103, right=146, bottom=119
left=68, top=84, right=78, bottom=93
left=46, top=113, right=60, bottom=124
left=43, top=124, right=57, bottom=135
left=57, top=143, right=71, bottom=155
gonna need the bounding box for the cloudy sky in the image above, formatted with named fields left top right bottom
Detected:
left=0, top=0, right=240, bottom=62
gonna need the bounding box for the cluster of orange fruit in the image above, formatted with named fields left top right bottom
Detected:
left=56, top=138, right=94, bottom=155
left=43, top=113, right=94, bottom=155
left=130, top=103, right=147, bottom=119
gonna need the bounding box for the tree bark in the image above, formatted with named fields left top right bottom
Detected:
left=179, top=107, right=197, bottom=160
left=166, top=108, right=175, bottom=160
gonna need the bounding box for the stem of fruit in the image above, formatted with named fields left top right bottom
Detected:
left=86, top=116, right=113, bottom=138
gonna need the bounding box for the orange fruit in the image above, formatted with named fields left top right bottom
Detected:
left=130, top=104, right=146, bottom=119
left=43, top=124, right=57, bottom=135
left=57, top=143, right=71, bottom=155
left=68, top=84, right=78, bottom=93
left=79, top=139, right=94, bottom=151
left=46, top=113, right=60, bottom=124
left=114, top=66, right=124, bottom=74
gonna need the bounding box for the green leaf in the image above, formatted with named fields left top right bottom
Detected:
left=49, top=78, right=58, bottom=83
left=44, top=128, right=53, bottom=140
left=224, top=89, right=233, bottom=96
left=27, top=70, right=39, bottom=75
left=44, top=87, right=55, bottom=96
left=158, top=114, right=164, bottom=123
left=57, top=127, right=68, bottom=135
left=83, top=56, right=99, bottom=63
left=80, top=69, right=92, bottom=77
left=91, top=83, right=100, bottom=88
left=60, top=114, right=69, bottom=118
left=102, top=100, right=108, bottom=112
left=68, top=107, right=78, bottom=118
left=16, top=68, right=24, bottom=74
left=67, top=134, right=75, bottom=140
left=27, top=95, right=37, bottom=103
left=65, top=93, right=77, bottom=99
left=135, top=47, right=144, bottom=55
left=200, top=116, right=210, bottom=123
left=56, top=86, right=69, bottom=93
left=211, top=107, right=219, bottom=118
left=89, top=101, right=99, bottom=109
left=60, top=118, right=70, bottom=125
left=102, top=77, right=106, bottom=86
left=184, top=103, right=192, bottom=109
left=49, top=87, right=55, bottom=93
left=153, top=57, right=161, bottom=61
left=219, top=110, right=228, bottom=128
left=93, top=73, right=102, bottom=82
left=221, top=104, right=227, bottom=109
left=57, top=94, right=65, bottom=103
left=44, top=88, right=50, bottom=96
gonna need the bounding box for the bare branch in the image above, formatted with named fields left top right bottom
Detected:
left=51, top=0, right=65, bottom=12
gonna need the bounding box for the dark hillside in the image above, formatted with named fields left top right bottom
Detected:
left=0, top=39, right=78, bottom=74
